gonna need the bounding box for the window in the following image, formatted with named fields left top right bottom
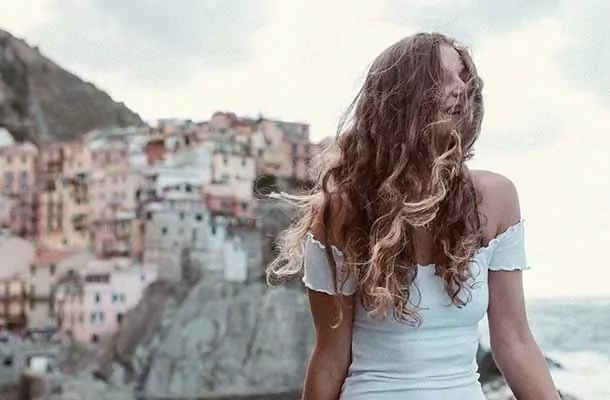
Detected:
left=180, top=212, right=185, bottom=221
left=146, top=211, right=153, bottom=221
left=185, top=183, right=192, bottom=193
left=85, top=274, right=110, bottom=284
left=195, top=214, right=203, bottom=222
left=3, top=172, right=13, bottom=194
left=94, top=292, right=101, bottom=304
left=91, top=334, right=99, bottom=343
left=112, top=293, right=119, bottom=303
left=49, top=264, right=56, bottom=276
left=117, top=313, right=124, bottom=324
left=45, top=180, right=55, bottom=192
left=241, top=202, right=249, bottom=211
left=20, top=171, right=28, bottom=190
left=161, top=227, right=168, bottom=235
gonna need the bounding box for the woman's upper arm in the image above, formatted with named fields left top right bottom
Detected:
left=488, top=270, right=532, bottom=345
left=486, top=174, right=533, bottom=345
left=306, top=192, right=355, bottom=352
left=308, top=290, right=355, bottom=350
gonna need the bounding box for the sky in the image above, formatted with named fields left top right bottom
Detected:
left=1, top=0, right=609, bottom=298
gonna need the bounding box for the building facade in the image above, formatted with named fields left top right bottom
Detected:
left=0, top=275, right=27, bottom=331
left=56, top=260, right=156, bottom=343
left=0, top=143, right=39, bottom=239
left=38, top=141, right=91, bottom=249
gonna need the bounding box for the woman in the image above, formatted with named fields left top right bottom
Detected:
left=267, top=33, right=559, bottom=399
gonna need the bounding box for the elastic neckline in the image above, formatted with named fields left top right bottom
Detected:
left=304, top=219, right=525, bottom=268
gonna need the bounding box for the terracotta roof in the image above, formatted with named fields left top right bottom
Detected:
left=34, top=250, right=73, bottom=265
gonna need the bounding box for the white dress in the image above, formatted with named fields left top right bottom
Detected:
left=302, top=221, right=529, bottom=400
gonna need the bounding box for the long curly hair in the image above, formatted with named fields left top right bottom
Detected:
left=267, top=33, right=485, bottom=325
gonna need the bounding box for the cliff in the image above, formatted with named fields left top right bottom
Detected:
left=0, top=29, right=145, bottom=143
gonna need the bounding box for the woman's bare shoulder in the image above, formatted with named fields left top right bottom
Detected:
left=310, top=191, right=349, bottom=246
left=470, top=169, right=522, bottom=236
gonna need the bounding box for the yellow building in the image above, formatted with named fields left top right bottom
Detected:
left=0, top=274, right=27, bottom=330
left=39, top=140, right=92, bottom=249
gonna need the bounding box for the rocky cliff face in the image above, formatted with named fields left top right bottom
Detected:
left=139, top=281, right=311, bottom=397
left=0, top=29, right=144, bottom=143
left=88, top=202, right=313, bottom=399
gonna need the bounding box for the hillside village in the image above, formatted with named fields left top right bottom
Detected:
left=0, top=111, right=330, bottom=344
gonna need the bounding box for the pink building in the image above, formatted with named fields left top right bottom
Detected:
left=90, top=206, right=136, bottom=259
left=90, top=142, right=138, bottom=219
left=89, top=142, right=139, bottom=259
left=204, top=193, right=254, bottom=219
left=258, top=119, right=311, bottom=181
left=56, top=261, right=157, bottom=343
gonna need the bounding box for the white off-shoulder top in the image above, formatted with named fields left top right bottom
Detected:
left=302, top=221, right=529, bottom=400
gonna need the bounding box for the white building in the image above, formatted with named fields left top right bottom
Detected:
left=141, top=183, right=247, bottom=282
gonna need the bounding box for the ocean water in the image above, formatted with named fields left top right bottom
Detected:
left=481, top=297, right=610, bottom=400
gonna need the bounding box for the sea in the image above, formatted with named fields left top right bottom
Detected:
left=480, top=297, right=610, bottom=400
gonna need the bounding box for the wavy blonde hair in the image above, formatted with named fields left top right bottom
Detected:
left=267, top=33, right=485, bottom=325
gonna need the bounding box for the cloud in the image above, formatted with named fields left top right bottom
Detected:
left=385, top=0, right=610, bottom=107
left=384, top=0, right=559, bottom=46
left=21, top=0, right=266, bottom=85
left=558, top=0, right=610, bottom=105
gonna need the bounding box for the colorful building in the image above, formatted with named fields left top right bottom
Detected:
left=0, top=143, right=38, bottom=197
left=90, top=142, right=138, bottom=218
left=55, top=260, right=157, bottom=342
left=256, top=119, right=312, bottom=181
left=27, top=250, right=94, bottom=330
left=0, top=143, right=39, bottom=239
left=0, top=274, right=27, bottom=331
left=38, top=140, right=91, bottom=249
left=90, top=206, right=137, bottom=259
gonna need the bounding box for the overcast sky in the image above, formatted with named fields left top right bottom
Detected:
left=1, top=0, right=609, bottom=298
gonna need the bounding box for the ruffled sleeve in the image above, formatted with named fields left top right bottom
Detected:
left=302, top=233, right=357, bottom=295
left=487, top=220, right=530, bottom=271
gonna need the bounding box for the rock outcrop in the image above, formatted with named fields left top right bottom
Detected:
left=0, top=29, right=145, bottom=143
left=478, top=347, right=578, bottom=400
